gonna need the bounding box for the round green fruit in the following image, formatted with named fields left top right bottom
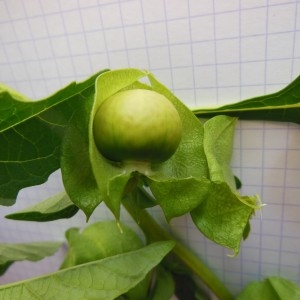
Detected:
left=93, top=89, right=182, bottom=166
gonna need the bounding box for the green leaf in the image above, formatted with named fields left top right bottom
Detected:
left=236, top=277, right=300, bottom=300
left=0, top=70, right=108, bottom=132
left=86, top=69, right=148, bottom=219
left=106, top=173, right=132, bottom=218
left=60, top=84, right=103, bottom=219
left=191, top=182, right=258, bottom=255
left=0, top=83, right=31, bottom=103
left=151, top=267, right=175, bottom=300
left=203, top=115, right=237, bottom=190
left=193, top=75, right=300, bottom=124
left=0, top=242, right=62, bottom=276
left=146, top=176, right=210, bottom=221
left=0, top=241, right=175, bottom=300
left=121, top=272, right=153, bottom=300
left=190, top=115, right=261, bottom=254
left=60, top=221, right=144, bottom=269
left=148, top=73, right=209, bottom=179
left=0, top=70, right=108, bottom=206
left=5, top=192, right=78, bottom=222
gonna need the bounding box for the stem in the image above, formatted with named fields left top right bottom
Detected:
left=123, top=200, right=234, bottom=300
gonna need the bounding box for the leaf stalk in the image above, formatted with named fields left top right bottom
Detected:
left=123, top=200, right=234, bottom=300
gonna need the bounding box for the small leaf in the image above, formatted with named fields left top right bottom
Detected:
left=5, top=192, right=78, bottom=222
left=0, top=242, right=62, bottom=276
left=234, top=176, right=242, bottom=190
left=0, top=241, right=175, bottom=300
left=191, top=182, right=258, bottom=255
left=151, top=267, right=175, bottom=300
left=236, top=276, right=300, bottom=300
left=146, top=176, right=210, bottom=221
left=60, top=221, right=144, bottom=269
left=243, top=221, right=251, bottom=240
left=106, top=173, right=132, bottom=219
left=193, top=75, right=300, bottom=124
left=203, top=115, right=237, bottom=190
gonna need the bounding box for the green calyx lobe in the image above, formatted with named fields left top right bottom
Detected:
left=93, top=89, right=182, bottom=166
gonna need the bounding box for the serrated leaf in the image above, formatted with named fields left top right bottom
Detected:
left=236, top=276, right=300, bottom=300
left=5, top=192, right=78, bottom=222
left=0, top=70, right=107, bottom=132
left=0, top=242, right=62, bottom=276
left=0, top=70, right=108, bottom=206
left=0, top=241, right=175, bottom=300
left=193, top=75, right=300, bottom=124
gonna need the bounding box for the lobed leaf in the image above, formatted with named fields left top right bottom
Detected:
left=60, top=85, right=103, bottom=219
left=0, top=70, right=108, bottom=207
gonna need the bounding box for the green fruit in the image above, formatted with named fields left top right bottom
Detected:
left=93, top=89, right=182, bottom=165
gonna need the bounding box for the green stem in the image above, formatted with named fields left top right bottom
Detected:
left=123, top=200, right=234, bottom=300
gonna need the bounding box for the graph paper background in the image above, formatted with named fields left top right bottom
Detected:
left=0, top=0, right=300, bottom=297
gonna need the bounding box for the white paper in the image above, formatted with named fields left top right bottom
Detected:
left=0, top=0, right=299, bottom=296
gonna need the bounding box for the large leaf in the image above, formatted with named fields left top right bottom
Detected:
left=193, top=75, right=300, bottom=124
left=0, top=241, right=175, bottom=300
left=5, top=192, right=78, bottom=222
left=0, top=70, right=108, bottom=206
left=60, top=221, right=150, bottom=300
left=0, top=70, right=106, bottom=132
left=60, top=83, right=103, bottom=219
left=236, top=276, right=300, bottom=300
left=0, top=242, right=62, bottom=276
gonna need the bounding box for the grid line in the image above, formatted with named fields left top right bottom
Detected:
left=0, top=0, right=299, bottom=294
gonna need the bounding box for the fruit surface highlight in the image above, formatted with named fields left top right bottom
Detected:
left=93, top=89, right=182, bottom=165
